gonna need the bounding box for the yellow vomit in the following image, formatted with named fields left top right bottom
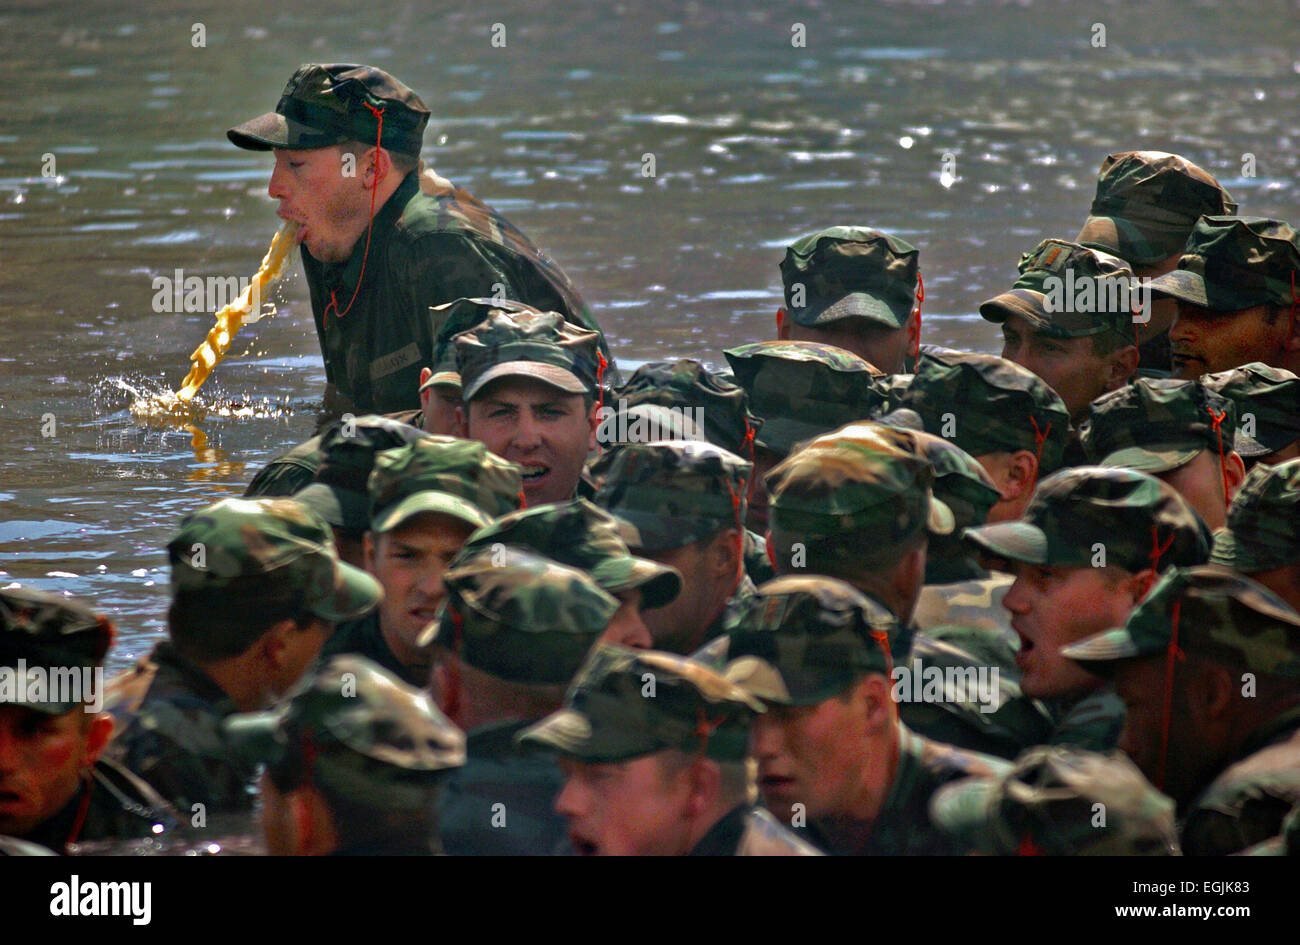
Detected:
left=173, top=220, right=300, bottom=403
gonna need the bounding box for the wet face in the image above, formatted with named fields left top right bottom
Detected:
left=555, top=753, right=698, bottom=855
left=749, top=682, right=877, bottom=823
left=366, top=513, right=476, bottom=662
left=1169, top=302, right=1291, bottom=378
left=0, top=705, right=111, bottom=838
left=464, top=378, right=597, bottom=505
left=267, top=146, right=370, bottom=263
left=1002, top=563, right=1131, bottom=700
left=1000, top=314, right=1115, bottom=422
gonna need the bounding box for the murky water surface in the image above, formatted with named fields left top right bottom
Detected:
left=2, top=1, right=1297, bottom=670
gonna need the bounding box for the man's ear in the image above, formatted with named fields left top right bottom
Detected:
left=418, top=368, right=433, bottom=412
left=1004, top=450, right=1039, bottom=501
left=1127, top=567, right=1160, bottom=605
left=1225, top=451, right=1246, bottom=499
left=857, top=673, right=895, bottom=733
left=84, top=712, right=114, bottom=766
left=1198, top=662, right=1237, bottom=725
left=1106, top=345, right=1140, bottom=390
left=684, top=758, right=721, bottom=818
left=710, top=528, right=743, bottom=580
left=456, top=404, right=470, bottom=439
left=587, top=398, right=601, bottom=452
left=776, top=307, right=790, bottom=340
left=363, top=531, right=378, bottom=577
left=363, top=146, right=391, bottom=190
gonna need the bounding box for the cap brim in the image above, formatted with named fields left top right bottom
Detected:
left=418, top=371, right=461, bottom=393
left=1078, top=215, right=1189, bottom=268
left=794, top=291, right=907, bottom=329
left=295, top=482, right=369, bottom=533
left=516, top=707, right=655, bottom=763
left=979, top=289, right=1050, bottom=328
left=462, top=362, right=587, bottom=402
left=372, top=491, right=494, bottom=534
left=1059, top=627, right=1144, bottom=672
left=1147, top=269, right=1210, bottom=307
left=928, top=495, right=955, bottom=536
left=227, top=111, right=347, bottom=152
left=930, top=777, right=1000, bottom=854
left=222, top=710, right=285, bottom=768
left=312, top=560, right=383, bottom=623
left=593, top=558, right=682, bottom=610
left=962, top=521, right=1050, bottom=565
left=1099, top=445, right=1200, bottom=474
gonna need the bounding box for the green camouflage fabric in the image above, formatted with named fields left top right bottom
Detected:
left=1181, top=706, right=1300, bottom=856
left=1201, top=363, right=1300, bottom=458
left=1062, top=565, right=1300, bottom=679
left=23, top=755, right=182, bottom=855
left=611, top=360, right=760, bottom=457
left=1148, top=216, right=1300, bottom=311
left=765, top=422, right=954, bottom=569
left=1211, top=458, right=1300, bottom=571
left=590, top=440, right=751, bottom=552
left=422, top=297, right=542, bottom=391
left=1046, top=687, right=1127, bottom=752
left=455, top=308, right=603, bottom=402
left=519, top=643, right=764, bottom=763
left=293, top=414, right=428, bottom=532
left=436, top=719, right=569, bottom=856
left=1081, top=377, right=1237, bottom=473
left=931, top=746, right=1179, bottom=855
left=723, top=341, right=889, bottom=457
left=368, top=436, right=523, bottom=533
left=301, top=170, right=614, bottom=418
left=979, top=239, right=1139, bottom=338
left=168, top=497, right=380, bottom=623
left=108, top=641, right=260, bottom=815
left=687, top=804, right=824, bottom=856
left=724, top=575, right=899, bottom=704
left=873, top=372, right=916, bottom=416
left=964, top=466, right=1211, bottom=573
left=228, top=63, right=429, bottom=155
left=781, top=226, right=920, bottom=329
left=1077, top=151, right=1237, bottom=266
left=803, top=723, right=1011, bottom=855
left=244, top=431, right=327, bottom=498
left=896, top=348, right=1070, bottom=472
left=914, top=574, right=1015, bottom=641
left=0, top=586, right=112, bottom=711
left=427, top=546, right=618, bottom=684
left=744, top=529, right=776, bottom=585
left=452, top=498, right=682, bottom=609
left=225, top=655, right=465, bottom=814
left=596, top=402, right=708, bottom=447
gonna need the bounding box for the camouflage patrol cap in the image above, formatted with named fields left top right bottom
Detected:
left=1201, top=363, right=1300, bottom=458
left=932, top=746, right=1179, bottom=855
left=781, top=226, right=921, bottom=329
left=1148, top=216, right=1300, bottom=311
left=1061, top=565, right=1300, bottom=678
left=518, top=643, right=763, bottom=763
left=611, top=359, right=759, bottom=457
left=979, top=239, right=1139, bottom=338
left=168, top=497, right=380, bottom=623
left=1078, top=151, right=1237, bottom=266
left=723, top=341, right=889, bottom=457
left=598, top=402, right=708, bottom=447
left=426, top=546, right=618, bottom=684
left=766, top=422, right=954, bottom=563
left=420, top=298, right=544, bottom=393
left=1081, top=377, right=1236, bottom=473
left=244, top=433, right=327, bottom=498
left=1210, top=459, right=1300, bottom=572
left=224, top=656, right=465, bottom=811
left=451, top=498, right=681, bottom=610
left=899, top=427, right=1002, bottom=531
left=590, top=440, right=751, bottom=552
left=0, top=586, right=113, bottom=714
left=964, top=466, right=1211, bottom=573
left=293, top=415, right=428, bottom=532
left=368, top=436, right=523, bottom=533
left=897, top=348, right=1070, bottom=472
left=724, top=575, right=898, bottom=705
left=455, top=309, right=601, bottom=402
left=228, top=63, right=429, bottom=156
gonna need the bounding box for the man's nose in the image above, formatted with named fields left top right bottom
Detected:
left=268, top=163, right=289, bottom=201
left=749, top=715, right=782, bottom=759
left=510, top=413, right=543, bottom=451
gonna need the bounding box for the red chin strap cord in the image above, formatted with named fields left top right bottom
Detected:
left=324, top=102, right=385, bottom=323
left=1156, top=599, right=1184, bottom=793
left=1206, top=405, right=1231, bottom=514
left=1027, top=415, right=1052, bottom=494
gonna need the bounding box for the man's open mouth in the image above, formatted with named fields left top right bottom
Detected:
left=521, top=464, right=549, bottom=484
left=570, top=834, right=598, bottom=856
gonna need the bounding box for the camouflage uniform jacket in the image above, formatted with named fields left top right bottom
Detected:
left=805, top=722, right=1011, bottom=855
left=436, top=719, right=568, bottom=856
left=319, top=610, right=426, bottom=689
left=23, top=756, right=182, bottom=855
left=743, top=530, right=776, bottom=585
left=913, top=573, right=1016, bottom=648
left=303, top=171, right=608, bottom=418
left=107, top=642, right=257, bottom=815
left=1046, top=687, right=1126, bottom=752
left=690, top=805, right=823, bottom=856
left=1181, top=706, right=1300, bottom=856
left=699, top=575, right=757, bottom=652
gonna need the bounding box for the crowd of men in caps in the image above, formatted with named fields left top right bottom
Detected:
left=5, top=64, right=1300, bottom=857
